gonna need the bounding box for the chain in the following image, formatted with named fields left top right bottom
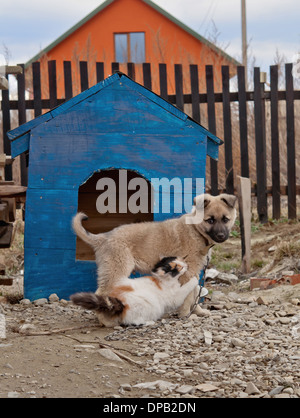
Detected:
left=182, top=253, right=210, bottom=320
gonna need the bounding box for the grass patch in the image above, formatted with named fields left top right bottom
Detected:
left=274, top=241, right=300, bottom=262
left=251, top=259, right=266, bottom=269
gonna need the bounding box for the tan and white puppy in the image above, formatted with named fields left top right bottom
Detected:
left=72, top=193, right=237, bottom=318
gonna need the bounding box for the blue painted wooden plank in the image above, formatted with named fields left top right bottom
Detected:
left=24, top=247, right=98, bottom=300
left=7, top=112, right=52, bottom=142
left=7, top=73, right=121, bottom=144
left=24, top=188, right=78, bottom=250
left=40, top=82, right=188, bottom=135
left=50, top=72, right=120, bottom=119
left=187, top=118, right=223, bottom=146
left=120, top=75, right=188, bottom=122
left=27, top=131, right=207, bottom=190
left=207, top=136, right=220, bottom=160
left=11, top=132, right=30, bottom=158
left=8, top=72, right=222, bottom=161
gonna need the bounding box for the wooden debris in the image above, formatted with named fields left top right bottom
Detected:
left=250, top=274, right=300, bottom=290
left=237, top=176, right=251, bottom=273
left=0, top=278, right=13, bottom=286
left=0, top=222, right=13, bottom=248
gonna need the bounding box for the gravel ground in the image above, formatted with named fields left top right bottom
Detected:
left=1, top=284, right=300, bottom=399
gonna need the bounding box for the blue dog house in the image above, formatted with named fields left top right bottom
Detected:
left=8, top=72, right=222, bottom=300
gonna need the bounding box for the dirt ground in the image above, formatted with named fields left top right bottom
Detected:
left=0, top=212, right=300, bottom=399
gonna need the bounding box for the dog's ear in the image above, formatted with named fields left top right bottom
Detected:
left=193, top=194, right=211, bottom=209
left=219, top=194, right=237, bottom=208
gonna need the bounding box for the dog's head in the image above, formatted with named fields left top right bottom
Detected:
left=192, top=193, right=237, bottom=244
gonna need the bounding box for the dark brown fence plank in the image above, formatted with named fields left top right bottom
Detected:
left=1, top=60, right=299, bottom=221
left=80, top=61, right=89, bottom=92
left=111, top=62, right=119, bottom=74
left=48, top=60, right=58, bottom=109
left=190, top=64, right=200, bottom=123
left=254, top=67, right=268, bottom=223
left=270, top=65, right=280, bottom=219
left=2, top=75, right=12, bottom=180
left=237, top=66, right=249, bottom=178
left=174, top=64, right=184, bottom=111
left=32, top=61, right=42, bottom=117
left=127, top=62, right=135, bottom=80
left=159, top=63, right=168, bottom=100
left=96, top=62, right=104, bottom=83
left=206, top=65, right=218, bottom=196
left=63, top=61, right=73, bottom=100
left=142, top=63, right=152, bottom=90
left=222, top=66, right=234, bottom=194
left=17, top=63, right=28, bottom=186
left=285, top=63, right=297, bottom=219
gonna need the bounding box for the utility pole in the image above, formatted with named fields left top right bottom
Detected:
left=241, top=0, right=248, bottom=86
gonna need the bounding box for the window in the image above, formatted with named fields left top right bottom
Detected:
left=114, top=32, right=145, bottom=63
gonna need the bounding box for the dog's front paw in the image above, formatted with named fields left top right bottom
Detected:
left=193, top=305, right=210, bottom=317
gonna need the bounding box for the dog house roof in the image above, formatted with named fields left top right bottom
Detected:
left=8, top=72, right=223, bottom=160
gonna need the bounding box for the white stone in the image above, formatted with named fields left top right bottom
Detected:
left=175, top=385, right=195, bottom=394
left=196, top=383, right=219, bottom=393
left=33, top=298, right=48, bottom=306
left=245, top=382, right=260, bottom=395
left=154, top=352, right=170, bottom=360
left=203, top=330, right=213, bottom=345
left=98, top=348, right=123, bottom=362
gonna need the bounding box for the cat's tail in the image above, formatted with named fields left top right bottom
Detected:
left=72, top=212, right=104, bottom=247
left=70, top=292, right=124, bottom=316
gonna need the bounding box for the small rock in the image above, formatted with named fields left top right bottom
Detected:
left=291, top=298, right=300, bottom=306
left=256, top=296, right=267, bottom=305
left=19, top=323, right=36, bottom=334
left=120, top=383, right=132, bottom=391
left=175, top=385, right=195, bottom=394
left=33, top=298, right=48, bottom=306
left=279, top=317, right=290, bottom=324
left=268, top=245, right=277, bottom=252
left=60, top=299, right=69, bottom=306
left=98, top=348, right=123, bottom=363
left=48, top=293, right=59, bottom=303
left=245, top=382, right=260, bottom=395
left=196, top=383, right=219, bottom=393
left=205, top=268, right=219, bottom=279
left=7, top=391, right=20, bottom=398
left=203, top=330, right=213, bottom=345
left=283, top=387, right=294, bottom=394
left=4, top=363, right=13, bottom=369
left=269, top=386, right=284, bottom=397
left=183, top=369, right=193, bottom=377
left=20, top=299, right=31, bottom=305
left=133, top=380, right=177, bottom=392
left=217, top=272, right=239, bottom=285
left=231, top=338, right=246, bottom=348
left=153, top=352, right=170, bottom=360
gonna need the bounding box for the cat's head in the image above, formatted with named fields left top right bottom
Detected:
left=152, top=256, right=187, bottom=279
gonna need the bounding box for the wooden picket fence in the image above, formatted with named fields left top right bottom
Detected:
left=1, top=60, right=299, bottom=221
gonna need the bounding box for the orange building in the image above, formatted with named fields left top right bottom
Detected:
left=26, top=0, right=239, bottom=97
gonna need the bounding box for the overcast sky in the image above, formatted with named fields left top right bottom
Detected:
left=1, top=0, right=300, bottom=72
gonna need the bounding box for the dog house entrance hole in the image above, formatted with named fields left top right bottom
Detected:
left=76, top=169, right=153, bottom=260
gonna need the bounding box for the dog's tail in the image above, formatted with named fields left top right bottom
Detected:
left=70, top=292, right=125, bottom=316
left=72, top=212, right=103, bottom=246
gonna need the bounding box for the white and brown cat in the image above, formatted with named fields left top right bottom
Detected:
left=70, top=257, right=198, bottom=327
